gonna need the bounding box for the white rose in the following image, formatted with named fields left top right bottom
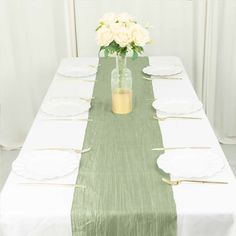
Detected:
left=131, top=24, right=150, bottom=47
left=113, top=24, right=133, bottom=48
left=96, top=26, right=113, bottom=46
left=117, top=13, right=134, bottom=23
left=99, top=13, right=117, bottom=25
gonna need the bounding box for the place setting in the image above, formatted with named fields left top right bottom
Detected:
left=11, top=146, right=91, bottom=187
left=56, top=62, right=98, bottom=82
left=40, top=96, right=93, bottom=122
left=151, top=96, right=203, bottom=121
left=143, top=62, right=183, bottom=80
left=156, top=148, right=227, bottom=186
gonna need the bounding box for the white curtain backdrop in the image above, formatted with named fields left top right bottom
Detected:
left=194, top=0, right=236, bottom=144
left=0, top=0, right=235, bottom=148
left=0, top=0, right=75, bottom=149
left=213, top=0, right=236, bottom=144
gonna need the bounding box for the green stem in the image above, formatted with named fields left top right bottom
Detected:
left=116, top=54, right=126, bottom=89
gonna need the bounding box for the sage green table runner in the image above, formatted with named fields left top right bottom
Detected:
left=71, top=57, right=177, bottom=236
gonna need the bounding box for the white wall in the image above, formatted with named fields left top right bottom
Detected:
left=0, top=0, right=73, bottom=148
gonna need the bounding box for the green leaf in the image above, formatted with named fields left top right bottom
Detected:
left=95, top=25, right=102, bottom=31
left=132, top=50, right=138, bottom=60
left=104, top=48, right=109, bottom=57
left=99, top=46, right=105, bottom=52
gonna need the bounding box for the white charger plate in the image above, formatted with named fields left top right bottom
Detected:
left=57, top=64, right=97, bottom=78
left=157, top=150, right=224, bottom=178
left=152, top=97, right=202, bottom=115
left=143, top=64, right=182, bottom=76
left=41, top=97, right=91, bottom=117
left=12, top=150, right=79, bottom=180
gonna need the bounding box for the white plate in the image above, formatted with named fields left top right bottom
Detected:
left=143, top=64, right=182, bottom=76
left=12, top=150, right=79, bottom=180
left=157, top=150, right=224, bottom=178
left=152, top=97, right=202, bottom=115
left=57, top=64, right=97, bottom=78
left=41, top=97, right=91, bottom=117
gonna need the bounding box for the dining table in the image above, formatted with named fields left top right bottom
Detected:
left=1, top=56, right=236, bottom=236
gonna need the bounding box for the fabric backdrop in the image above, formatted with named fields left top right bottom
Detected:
left=0, top=0, right=75, bottom=150
left=1, top=0, right=235, bottom=148
left=205, top=0, right=236, bottom=144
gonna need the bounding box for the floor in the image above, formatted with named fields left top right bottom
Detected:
left=0, top=145, right=236, bottom=191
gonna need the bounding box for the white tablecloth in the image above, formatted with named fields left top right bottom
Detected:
left=1, top=57, right=236, bottom=236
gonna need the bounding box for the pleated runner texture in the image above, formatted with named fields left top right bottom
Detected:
left=71, top=57, right=177, bottom=236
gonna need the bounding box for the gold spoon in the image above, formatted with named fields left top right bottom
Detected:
left=162, top=178, right=228, bottom=185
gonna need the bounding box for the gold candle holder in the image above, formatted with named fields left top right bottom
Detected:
left=112, top=88, right=132, bottom=114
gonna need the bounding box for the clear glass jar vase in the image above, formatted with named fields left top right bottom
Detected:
left=111, top=55, right=132, bottom=114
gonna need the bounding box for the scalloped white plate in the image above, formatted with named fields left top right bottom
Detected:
left=41, top=97, right=90, bottom=117
left=12, top=150, right=79, bottom=180
left=152, top=97, right=202, bottom=115
left=143, top=64, right=182, bottom=76
left=157, top=150, right=225, bottom=178
left=57, top=65, right=97, bottom=78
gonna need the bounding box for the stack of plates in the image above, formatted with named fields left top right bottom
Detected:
left=157, top=150, right=224, bottom=178
left=57, top=64, right=97, bottom=79
left=41, top=97, right=91, bottom=117
left=143, top=63, right=182, bottom=76
left=152, top=97, right=202, bottom=116
left=12, top=150, right=79, bottom=180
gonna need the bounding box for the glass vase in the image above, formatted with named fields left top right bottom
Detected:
left=111, top=55, right=132, bottom=114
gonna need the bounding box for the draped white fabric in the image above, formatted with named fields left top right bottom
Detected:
left=210, top=0, right=236, bottom=144
left=195, top=0, right=236, bottom=144
left=0, top=0, right=74, bottom=149
left=0, top=0, right=235, bottom=148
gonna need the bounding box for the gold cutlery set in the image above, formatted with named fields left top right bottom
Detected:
left=143, top=76, right=182, bottom=80
left=19, top=182, right=86, bottom=188
left=42, top=118, right=93, bottom=122
left=42, top=96, right=94, bottom=122
left=152, top=146, right=211, bottom=151
left=162, top=178, right=228, bottom=185
left=79, top=97, right=95, bottom=102
left=153, top=115, right=202, bottom=121
left=36, top=147, right=91, bottom=154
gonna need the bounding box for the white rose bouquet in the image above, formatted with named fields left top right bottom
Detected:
left=96, top=13, right=150, bottom=59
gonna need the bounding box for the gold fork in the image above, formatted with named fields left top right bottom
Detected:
left=36, top=147, right=91, bottom=154
left=162, top=178, right=228, bottom=185
left=152, top=146, right=211, bottom=151
left=19, top=182, right=86, bottom=188
left=143, top=76, right=182, bottom=81
left=153, top=115, right=202, bottom=121
left=89, top=64, right=101, bottom=68
left=42, top=118, right=93, bottom=122
left=79, top=97, right=95, bottom=102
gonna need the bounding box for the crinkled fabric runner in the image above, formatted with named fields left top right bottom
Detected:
left=71, top=57, right=177, bottom=236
